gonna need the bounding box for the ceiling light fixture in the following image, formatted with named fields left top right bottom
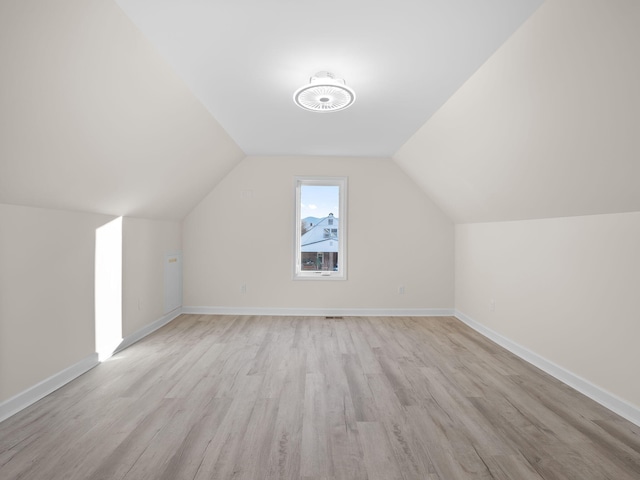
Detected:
left=293, top=71, right=356, bottom=113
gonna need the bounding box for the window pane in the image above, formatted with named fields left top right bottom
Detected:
left=295, top=177, right=346, bottom=280
left=300, top=185, right=340, bottom=272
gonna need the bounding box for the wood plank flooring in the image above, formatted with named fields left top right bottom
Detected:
left=1, top=314, right=639, bottom=479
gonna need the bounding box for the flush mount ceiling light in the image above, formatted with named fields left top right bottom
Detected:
left=293, top=71, right=356, bottom=112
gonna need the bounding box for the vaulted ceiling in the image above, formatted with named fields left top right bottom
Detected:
left=0, top=0, right=244, bottom=220
left=113, top=0, right=542, bottom=157
left=395, top=0, right=640, bottom=222
left=1, top=0, right=638, bottom=223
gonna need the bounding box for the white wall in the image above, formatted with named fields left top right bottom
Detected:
left=183, top=156, right=454, bottom=311
left=122, top=217, right=182, bottom=337
left=455, top=212, right=640, bottom=411
left=0, top=204, right=113, bottom=402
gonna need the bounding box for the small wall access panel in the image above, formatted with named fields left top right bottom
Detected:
left=164, top=252, right=182, bottom=313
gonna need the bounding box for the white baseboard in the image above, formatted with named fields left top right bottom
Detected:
left=115, top=308, right=183, bottom=354
left=0, top=353, right=99, bottom=424
left=0, top=309, right=184, bottom=424
left=13, top=309, right=633, bottom=430
left=455, top=310, right=640, bottom=427
left=183, top=306, right=454, bottom=317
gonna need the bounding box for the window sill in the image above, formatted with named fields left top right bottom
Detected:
left=293, top=271, right=347, bottom=281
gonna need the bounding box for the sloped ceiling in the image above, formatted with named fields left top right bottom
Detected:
left=395, top=0, right=640, bottom=223
left=113, top=0, right=542, bottom=157
left=0, top=0, right=244, bottom=221
left=3, top=1, right=637, bottom=225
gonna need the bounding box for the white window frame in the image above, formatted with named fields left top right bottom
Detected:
left=294, top=176, right=348, bottom=280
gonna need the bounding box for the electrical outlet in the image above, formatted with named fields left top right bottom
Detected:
left=240, top=283, right=247, bottom=294
left=489, top=299, right=495, bottom=312
left=398, top=285, right=405, bottom=295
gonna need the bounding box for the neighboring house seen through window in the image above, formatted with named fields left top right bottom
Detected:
left=294, top=176, right=347, bottom=280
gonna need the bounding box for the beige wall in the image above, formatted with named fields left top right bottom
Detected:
left=395, top=0, right=640, bottom=223
left=0, top=206, right=182, bottom=403
left=392, top=0, right=640, bottom=418
left=0, top=204, right=114, bottom=402
left=183, top=156, right=454, bottom=310
left=0, top=0, right=244, bottom=221
left=122, top=217, right=182, bottom=337
left=455, top=212, right=640, bottom=409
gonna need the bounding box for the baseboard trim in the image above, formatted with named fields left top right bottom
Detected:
left=454, top=310, right=640, bottom=427
left=183, top=306, right=454, bottom=317
left=14, top=309, right=632, bottom=429
left=115, top=308, right=183, bottom=354
left=0, top=353, right=99, bottom=424
left=0, top=309, right=184, bottom=424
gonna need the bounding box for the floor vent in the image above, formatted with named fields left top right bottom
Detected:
left=325, top=316, right=344, bottom=319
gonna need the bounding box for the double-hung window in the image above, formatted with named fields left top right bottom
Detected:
left=294, top=176, right=347, bottom=280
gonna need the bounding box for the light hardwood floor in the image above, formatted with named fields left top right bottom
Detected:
left=1, top=314, right=639, bottom=479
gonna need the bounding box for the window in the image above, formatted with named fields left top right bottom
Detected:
left=294, top=176, right=347, bottom=280
left=322, top=227, right=338, bottom=239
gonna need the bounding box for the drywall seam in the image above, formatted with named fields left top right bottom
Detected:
left=0, top=353, right=99, bottom=423
left=455, top=309, right=640, bottom=427
left=183, top=306, right=454, bottom=317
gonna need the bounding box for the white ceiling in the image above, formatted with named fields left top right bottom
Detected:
left=114, top=0, right=543, bottom=157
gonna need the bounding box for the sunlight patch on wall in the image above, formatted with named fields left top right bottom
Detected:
left=95, top=217, right=123, bottom=361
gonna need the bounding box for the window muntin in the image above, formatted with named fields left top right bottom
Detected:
left=294, top=177, right=347, bottom=280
